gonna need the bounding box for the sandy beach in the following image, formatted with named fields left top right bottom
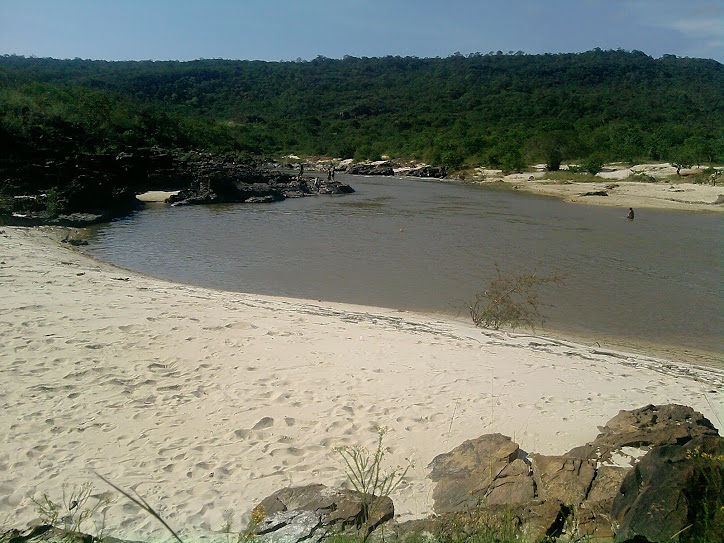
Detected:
left=1, top=226, right=722, bottom=542
left=473, top=163, right=724, bottom=212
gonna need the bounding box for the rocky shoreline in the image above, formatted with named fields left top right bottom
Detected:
left=4, top=405, right=721, bottom=543
left=0, top=149, right=355, bottom=227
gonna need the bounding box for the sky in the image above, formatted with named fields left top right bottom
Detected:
left=1, top=0, right=722, bottom=63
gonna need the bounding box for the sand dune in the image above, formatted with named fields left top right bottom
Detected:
left=0, top=226, right=721, bottom=542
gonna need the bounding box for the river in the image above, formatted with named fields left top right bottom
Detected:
left=82, top=174, right=723, bottom=366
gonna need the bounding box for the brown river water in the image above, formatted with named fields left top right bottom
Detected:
left=82, top=174, right=723, bottom=367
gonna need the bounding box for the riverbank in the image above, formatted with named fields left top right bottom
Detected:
left=1, top=226, right=722, bottom=542
left=301, top=158, right=723, bottom=212
left=474, top=162, right=724, bottom=212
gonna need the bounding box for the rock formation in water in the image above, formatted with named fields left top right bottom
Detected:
left=168, top=155, right=353, bottom=207
left=0, top=149, right=354, bottom=226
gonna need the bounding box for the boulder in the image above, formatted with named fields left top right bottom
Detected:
left=611, top=434, right=724, bottom=543
left=424, top=405, right=721, bottom=542
left=406, top=166, right=448, bottom=178
left=567, top=404, right=719, bottom=465
left=428, top=433, right=520, bottom=513
left=346, top=162, right=395, bottom=176
left=251, top=484, right=393, bottom=543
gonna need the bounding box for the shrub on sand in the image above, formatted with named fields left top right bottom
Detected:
left=469, top=264, right=565, bottom=331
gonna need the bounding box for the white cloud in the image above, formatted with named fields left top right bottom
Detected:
left=671, top=16, right=724, bottom=39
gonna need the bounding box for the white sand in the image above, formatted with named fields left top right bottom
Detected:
left=471, top=163, right=724, bottom=211
left=513, top=180, right=724, bottom=211
left=136, top=191, right=180, bottom=203
left=1, top=226, right=722, bottom=542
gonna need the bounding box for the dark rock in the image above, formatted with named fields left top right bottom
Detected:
left=0, top=525, right=142, bottom=543
left=423, top=405, right=721, bottom=542
left=346, top=162, right=395, bottom=176
left=406, top=166, right=448, bottom=178
left=611, top=434, right=724, bottom=543
left=2, top=148, right=354, bottom=224
left=586, top=465, right=630, bottom=504
left=567, top=404, right=719, bottom=464
left=252, top=484, right=394, bottom=543
left=246, top=195, right=276, bottom=204
left=168, top=157, right=354, bottom=206
left=398, top=500, right=565, bottom=543
left=581, top=190, right=609, bottom=196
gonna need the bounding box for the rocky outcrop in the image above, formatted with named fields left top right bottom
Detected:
left=422, top=404, right=722, bottom=543
left=168, top=169, right=353, bottom=206
left=249, top=484, right=394, bottom=543
left=0, top=147, right=178, bottom=225
left=346, top=162, right=395, bottom=176
left=611, top=434, right=724, bottom=543
left=405, top=166, right=448, bottom=178
left=566, top=403, right=719, bottom=464
left=342, top=161, right=447, bottom=178
left=1, top=149, right=355, bottom=225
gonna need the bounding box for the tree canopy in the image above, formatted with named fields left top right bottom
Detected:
left=1, top=49, right=723, bottom=168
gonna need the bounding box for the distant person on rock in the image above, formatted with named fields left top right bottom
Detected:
left=627, top=207, right=634, bottom=220
left=299, top=164, right=304, bottom=178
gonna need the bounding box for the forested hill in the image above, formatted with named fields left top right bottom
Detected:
left=1, top=50, right=723, bottom=169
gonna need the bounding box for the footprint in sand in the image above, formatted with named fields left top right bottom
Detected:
left=252, top=417, right=274, bottom=430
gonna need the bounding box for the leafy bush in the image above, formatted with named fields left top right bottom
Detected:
left=584, top=156, right=604, bottom=175
left=44, top=186, right=66, bottom=216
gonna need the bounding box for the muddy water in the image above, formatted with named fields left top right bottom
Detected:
left=83, top=174, right=723, bottom=364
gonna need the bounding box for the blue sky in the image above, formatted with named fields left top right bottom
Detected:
left=1, top=0, right=722, bottom=63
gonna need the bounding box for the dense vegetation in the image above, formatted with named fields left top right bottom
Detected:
left=1, top=49, right=723, bottom=172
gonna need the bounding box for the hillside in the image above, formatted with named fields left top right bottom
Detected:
left=1, top=49, right=723, bottom=173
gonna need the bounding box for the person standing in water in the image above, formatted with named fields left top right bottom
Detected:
left=627, top=208, right=635, bottom=220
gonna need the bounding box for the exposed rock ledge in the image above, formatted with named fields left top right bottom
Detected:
left=0, top=149, right=355, bottom=227
left=244, top=404, right=721, bottom=543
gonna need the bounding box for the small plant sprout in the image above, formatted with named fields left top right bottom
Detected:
left=31, top=482, right=111, bottom=541
left=334, top=426, right=413, bottom=541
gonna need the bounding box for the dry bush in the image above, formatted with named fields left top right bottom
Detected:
left=469, top=264, right=565, bottom=330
